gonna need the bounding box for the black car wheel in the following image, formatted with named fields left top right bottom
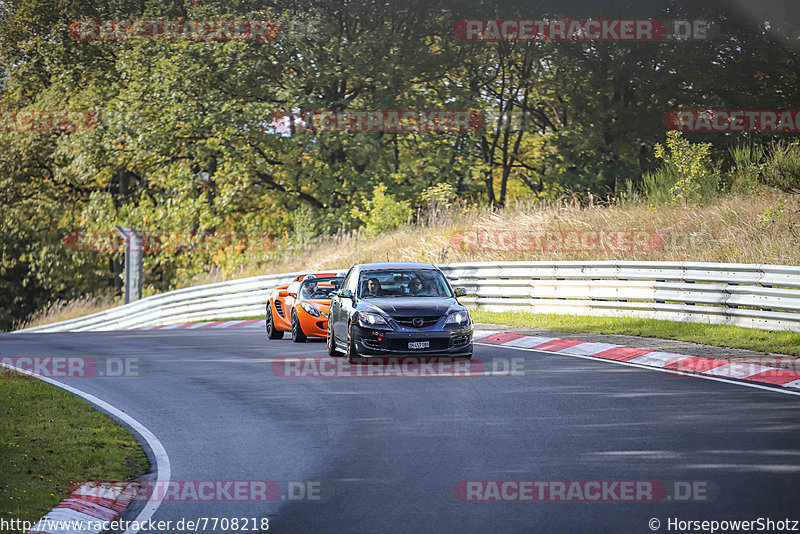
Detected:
left=265, top=304, right=284, bottom=340
left=292, top=311, right=307, bottom=343
left=345, top=324, right=360, bottom=364
left=327, top=324, right=342, bottom=356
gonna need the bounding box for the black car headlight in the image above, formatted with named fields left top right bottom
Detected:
left=358, top=312, right=390, bottom=328
left=299, top=302, right=320, bottom=317
left=445, top=311, right=471, bottom=326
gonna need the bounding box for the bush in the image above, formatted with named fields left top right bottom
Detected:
left=419, top=183, right=455, bottom=225
left=642, top=165, right=680, bottom=205
left=645, top=131, right=720, bottom=204
left=350, top=183, right=411, bottom=236
left=761, top=141, right=800, bottom=192
left=727, top=140, right=765, bottom=193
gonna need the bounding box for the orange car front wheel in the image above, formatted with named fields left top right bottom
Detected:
left=292, top=311, right=308, bottom=343
left=266, top=304, right=284, bottom=340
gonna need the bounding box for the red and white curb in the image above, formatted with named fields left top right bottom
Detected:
left=472, top=330, right=800, bottom=391
left=28, top=482, right=137, bottom=534
left=135, top=319, right=265, bottom=330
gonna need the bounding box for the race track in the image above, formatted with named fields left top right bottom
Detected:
left=2, top=329, right=799, bottom=533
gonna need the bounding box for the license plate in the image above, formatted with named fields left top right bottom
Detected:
left=408, top=341, right=430, bottom=349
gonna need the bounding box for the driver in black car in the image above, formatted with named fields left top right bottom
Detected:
left=409, top=277, right=423, bottom=295
left=366, top=278, right=382, bottom=297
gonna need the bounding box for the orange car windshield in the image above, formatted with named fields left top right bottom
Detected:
left=298, top=277, right=343, bottom=300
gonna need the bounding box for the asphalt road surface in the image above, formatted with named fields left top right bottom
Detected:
left=2, top=329, right=799, bottom=534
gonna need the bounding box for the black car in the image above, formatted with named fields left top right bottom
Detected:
left=327, top=262, right=473, bottom=362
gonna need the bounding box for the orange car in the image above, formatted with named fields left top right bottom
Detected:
left=265, top=273, right=344, bottom=342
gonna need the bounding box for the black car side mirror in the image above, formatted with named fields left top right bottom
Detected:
left=338, top=289, right=353, bottom=299
left=454, top=287, right=467, bottom=297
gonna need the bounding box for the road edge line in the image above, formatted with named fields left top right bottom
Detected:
left=0, top=362, right=171, bottom=534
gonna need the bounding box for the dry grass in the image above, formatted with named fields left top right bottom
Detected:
left=19, top=293, right=120, bottom=330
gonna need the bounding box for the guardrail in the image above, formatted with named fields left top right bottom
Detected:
left=438, top=261, right=800, bottom=332
left=16, top=272, right=308, bottom=333
left=15, top=261, right=800, bottom=333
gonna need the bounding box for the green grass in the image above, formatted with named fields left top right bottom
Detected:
left=0, top=369, right=149, bottom=526
left=472, top=310, right=800, bottom=356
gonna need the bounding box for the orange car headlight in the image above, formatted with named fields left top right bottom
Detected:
left=299, top=301, right=321, bottom=317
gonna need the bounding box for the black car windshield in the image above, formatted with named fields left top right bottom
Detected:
left=298, top=277, right=343, bottom=300
left=359, top=270, right=453, bottom=298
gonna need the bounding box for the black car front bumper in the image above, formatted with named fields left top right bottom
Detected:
left=352, top=324, right=473, bottom=356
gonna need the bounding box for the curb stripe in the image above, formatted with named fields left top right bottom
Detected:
left=502, top=336, right=558, bottom=348
left=531, top=339, right=585, bottom=352
left=479, top=332, right=527, bottom=345
left=592, top=346, right=653, bottom=361
left=136, top=320, right=266, bottom=330
left=199, top=321, right=227, bottom=328
left=745, top=369, right=800, bottom=385
left=627, top=352, right=687, bottom=368
left=664, top=357, right=729, bottom=373
left=473, top=333, right=800, bottom=392
left=559, top=342, right=619, bottom=357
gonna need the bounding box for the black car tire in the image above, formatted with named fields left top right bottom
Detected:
left=265, top=305, right=284, bottom=340
left=292, top=311, right=307, bottom=343
left=345, top=325, right=360, bottom=364
left=327, top=324, right=342, bottom=356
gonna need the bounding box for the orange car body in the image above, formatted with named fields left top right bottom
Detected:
left=266, top=273, right=343, bottom=339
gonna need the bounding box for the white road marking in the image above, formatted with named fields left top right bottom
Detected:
left=0, top=362, right=171, bottom=534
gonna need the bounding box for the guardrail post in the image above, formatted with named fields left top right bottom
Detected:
left=115, top=226, right=143, bottom=304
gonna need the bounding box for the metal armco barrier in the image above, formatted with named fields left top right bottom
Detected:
left=15, top=262, right=800, bottom=333
left=16, top=272, right=307, bottom=333
left=437, top=261, right=800, bottom=332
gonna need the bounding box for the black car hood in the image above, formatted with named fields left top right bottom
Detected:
left=359, top=297, right=459, bottom=316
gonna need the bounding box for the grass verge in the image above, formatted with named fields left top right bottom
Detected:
left=0, top=369, right=149, bottom=526
left=472, top=310, right=800, bottom=357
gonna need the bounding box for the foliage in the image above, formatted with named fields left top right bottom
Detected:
left=648, top=131, right=719, bottom=205
left=761, top=142, right=800, bottom=192
left=350, top=183, right=411, bottom=236
left=727, top=140, right=765, bottom=193
left=3, top=0, right=800, bottom=327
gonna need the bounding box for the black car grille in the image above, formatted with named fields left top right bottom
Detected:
left=274, top=300, right=284, bottom=317
left=393, top=316, right=442, bottom=328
